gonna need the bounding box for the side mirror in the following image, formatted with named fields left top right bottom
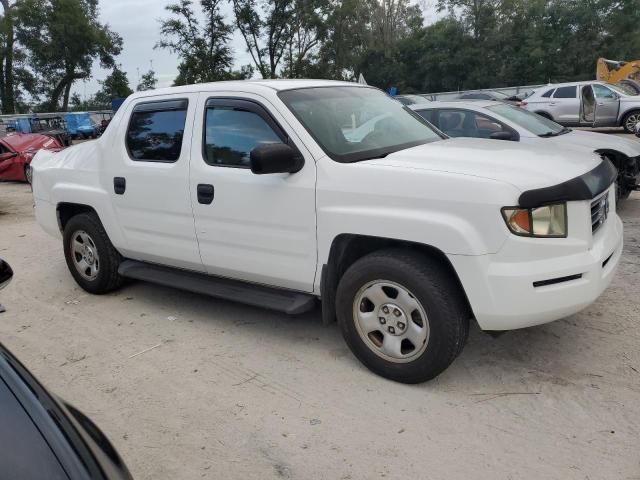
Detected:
left=489, top=131, right=516, bottom=141
left=250, top=143, right=304, bottom=174
left=0, top=259, right=13, bottom=290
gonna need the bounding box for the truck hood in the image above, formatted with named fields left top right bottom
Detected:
left=545, top=129, right=640, bottom=157
left=368, top=137, right=603, bottom=191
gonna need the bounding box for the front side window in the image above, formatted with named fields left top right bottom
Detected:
left=541, top=89, right=555, bottom=98
left=434, top=109, right=509, bottom=138
left=279, top=87, right=442, bottom=163
left=553, top=86, right=577, bottom=99
left=487, top=103, right=565, bottom=136
left=204, top=106, right=283, bottom=168
left=126, top=100, right=188, bottom=162
left=592, top=84, right=617, bottom=99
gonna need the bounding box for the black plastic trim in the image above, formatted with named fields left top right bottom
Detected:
left=132, top=99, right=188, bottom=113
left=533, top=274, right=582, bottom=288
left=518, top=159, right=617, bottom=208
left=118, top=260, right=316, bottom=315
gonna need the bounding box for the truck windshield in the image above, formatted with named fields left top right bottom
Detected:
left=487, top=103, right=567, bottom=137
left=279, top=87, right=443, bottom=163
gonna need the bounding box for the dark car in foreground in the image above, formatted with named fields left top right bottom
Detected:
left=0, top=259, right=133, bottom=480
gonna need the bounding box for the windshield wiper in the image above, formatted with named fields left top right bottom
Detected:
left=539, top=127, right=571, bottom=138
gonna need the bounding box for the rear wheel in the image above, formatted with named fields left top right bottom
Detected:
left=336, top=249, right=470, bottom=383
left=622, top=110, right=640, bottom=133
left=63, top=213, right=124, bottom=294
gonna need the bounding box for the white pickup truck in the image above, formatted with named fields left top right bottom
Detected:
left=32, top=80, right=623, bottom=383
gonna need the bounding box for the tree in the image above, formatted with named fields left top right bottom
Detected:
left=94, top=65, right=132, bottom=105
left=16, top=0, right=123, bottom=111
left=157, top=0, right=244, bottom=85
left=136, top=69, right=157, bottom=91
left=0, top=0, right=16, bottom=113
left=231, top=0, right=296, bottom=78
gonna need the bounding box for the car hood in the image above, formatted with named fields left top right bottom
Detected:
left=546, top=129, right=640, bottom=157
left=366, top=137, right=603, bottom=191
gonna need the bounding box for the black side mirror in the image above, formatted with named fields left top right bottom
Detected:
left=250, top=143, right=304, bottom=174
left=0, top=259, right=13, bottom=290
left=489, top=131, right=516, bottom=141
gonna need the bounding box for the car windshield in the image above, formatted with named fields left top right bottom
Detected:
left=278, top=87, right=443, bottom=163
left=609, top=83, right=636, bottom=96
left=487, top=103, right=566, bottom=136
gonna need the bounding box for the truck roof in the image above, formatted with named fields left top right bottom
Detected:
left=127, top=79, right=362, bottom=100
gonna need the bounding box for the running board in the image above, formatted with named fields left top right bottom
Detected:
left=118, top=260, right=316, bottom=315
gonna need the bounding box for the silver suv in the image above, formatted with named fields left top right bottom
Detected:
left=523, top=81, right=640, bottom=133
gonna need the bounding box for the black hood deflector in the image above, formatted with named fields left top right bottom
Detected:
left=518, top=159, right=617, bottom=208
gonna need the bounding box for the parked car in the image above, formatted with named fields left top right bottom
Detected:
left=411, top=100, right=640, bottom=200
left=29, top=116, right=72, bottom=146
left=0, top=132, right=65, bottom=183
left=457, top=90, right=522, bottom=105
left=32, top=80, right=622, bottom=383
left=522, top=81, right=640, bottom=133
left=395, top=94, right=431, bottom=105
left=64, top=112, right=100, bottom=139
left=0, top=258, right=133, bottom=480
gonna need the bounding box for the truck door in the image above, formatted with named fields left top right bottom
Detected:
left=592, top=83, right=620, bottom=127
left=105, top=93, right=204, bottom=272
left=189, top=93, right=317, bottom=292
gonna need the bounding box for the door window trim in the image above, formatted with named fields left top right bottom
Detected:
left=201, top=97, right=301, bottom=169
left=125, top=98, right=189, bottom=163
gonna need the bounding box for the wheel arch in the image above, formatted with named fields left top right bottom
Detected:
left=56, top=202, right=99, bottom=232
left=320, top=234, right=474, bottom=325
left=620, top=108, right=640, bottom=127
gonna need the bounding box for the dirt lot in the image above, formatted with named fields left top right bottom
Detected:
left=1, top=181, right=639, bottom=480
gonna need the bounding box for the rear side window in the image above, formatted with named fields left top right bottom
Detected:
left=553, top=86, right=577, bottom=99
left=126, top=99, right=188, bottom=162
left=204, top=106, right=282, bottom=168
left=541, top=89, right=555, bottom=98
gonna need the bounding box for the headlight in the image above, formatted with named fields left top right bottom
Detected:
left=501, top=203, right=567, bottom=237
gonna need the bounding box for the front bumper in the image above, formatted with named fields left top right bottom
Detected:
left=449, top=203, right=623, bottom=331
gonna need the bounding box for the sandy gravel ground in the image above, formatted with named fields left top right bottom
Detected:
left=0, top=180, right=639, bottom=480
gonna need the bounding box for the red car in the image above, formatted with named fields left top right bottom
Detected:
left=0, top=133, right=65, bottom=183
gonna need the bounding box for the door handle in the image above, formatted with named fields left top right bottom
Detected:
left=197, top=184, right=215, bottom=204
left=114, top=177, right=126, bottom=195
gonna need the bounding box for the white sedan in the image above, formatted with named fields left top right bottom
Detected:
left=411, top=100, right=640, bottom=200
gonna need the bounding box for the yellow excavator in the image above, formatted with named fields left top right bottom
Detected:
left=597, top=57, right=640, bottom=94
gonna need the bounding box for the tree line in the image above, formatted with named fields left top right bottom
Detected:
left=1, top=0, right=638, bottom=114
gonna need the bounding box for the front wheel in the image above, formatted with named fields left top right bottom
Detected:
left=336, top=249, right=470, bottom=384
left=63, top=213, right=124, bottom=294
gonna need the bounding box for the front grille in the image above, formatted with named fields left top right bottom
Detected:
left=591, top=192, right=609, bottom=234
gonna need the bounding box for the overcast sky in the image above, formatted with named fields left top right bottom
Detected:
left=73, top=0, right=441, bottom=99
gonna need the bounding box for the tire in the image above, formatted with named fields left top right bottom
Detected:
left=622, top=110, right=640, bottom=133
left=63, top=213, right=124, bottom=294
left=336, top=249, right=470, bottom=384
left=23, top=164, right=32, bottom=185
